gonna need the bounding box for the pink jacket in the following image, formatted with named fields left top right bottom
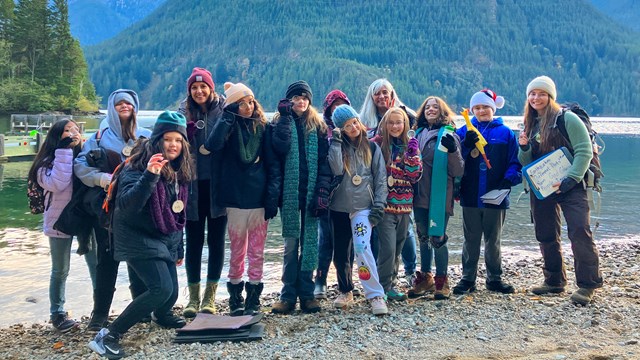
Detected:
left=38, top=149, right=74, bottom=238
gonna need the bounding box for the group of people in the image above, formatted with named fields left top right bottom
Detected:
left=28, top=69, right=603, bottom=358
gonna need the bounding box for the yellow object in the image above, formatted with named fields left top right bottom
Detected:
left=461, top=108, right=491, bottom=169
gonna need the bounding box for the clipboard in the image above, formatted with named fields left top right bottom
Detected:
left=522, top=147, right=573, bottom=200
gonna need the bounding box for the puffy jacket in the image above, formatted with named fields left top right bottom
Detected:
left=38, top=149, right=74, bottom=238
left=457, top=117, right=522, bottom=209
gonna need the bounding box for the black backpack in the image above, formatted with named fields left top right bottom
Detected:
left=27, top=178, right=51, bottom=215
left=556, top=103, right=604, bottom=192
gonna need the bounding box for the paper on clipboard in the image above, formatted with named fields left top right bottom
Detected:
left=522, top=147, right=573, bottom=200
left=480, top=189, right=510, bottom=205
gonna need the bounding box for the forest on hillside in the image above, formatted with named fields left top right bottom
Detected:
left=84, top=0, right=640, bottom=116
left=0, top=0, right=98, bottom=113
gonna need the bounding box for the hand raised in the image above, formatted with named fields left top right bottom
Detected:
left=147, top=153, right=168, bottom=175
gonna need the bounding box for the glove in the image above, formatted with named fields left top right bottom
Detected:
left=406, top=137, right=419, bottom=157
left=368, top=206, right=385, bottom=227
left=498, top=179, right=512, bottom=190
left=332, top=128, right=343, bottom=142
left=264, top=205, right=278, bottom=221
left=99, top=173, right=112, bottom=191
left=558, top=177, right=578, bottom=193
left=463, top=131, right=479, bottom=148
left=430, top=234, right=448, bottom=249
left=308, top=188, right=330, bottom=218
left=58, top=137, right=74, bottom=149
left=277, top=98, right=293, bottom=117
left=440, top=133, right=457, bottom=153
left=225, top=102, right=240, bottom=115
left=186, top=121, right=197, bottom=139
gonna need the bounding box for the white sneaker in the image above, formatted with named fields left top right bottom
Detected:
left=87, top=327, right=109, bottom=355
left=333, top=291, right=354, bottom=308
left=370, top=296, right=388, bottom=315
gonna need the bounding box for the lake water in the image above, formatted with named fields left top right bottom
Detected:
left=0, top=116, right=639, bottom=327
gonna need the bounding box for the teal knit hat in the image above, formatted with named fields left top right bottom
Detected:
left=151, top=111, right=187, bottom=144
left=331, top=104, right=359, bottom=129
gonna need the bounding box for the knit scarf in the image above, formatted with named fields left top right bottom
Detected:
left=236, top=120, right=264, bottom=164
left=282, top=120, right=319, bottom=271
left=150, top=179, right=188, bottom=235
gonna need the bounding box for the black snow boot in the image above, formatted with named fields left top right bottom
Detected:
left=227, top=281, right=245, bottom=316
left=244, top=282, right=264, bottom=316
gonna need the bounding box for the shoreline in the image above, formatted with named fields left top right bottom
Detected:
left=1, top=240, right=638, bottom=359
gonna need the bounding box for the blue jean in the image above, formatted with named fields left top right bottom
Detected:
left=109, top=258, right=178, bottom=335
left=414, top=207, right=449, bottom=276
left=401, top=219, right=417, bottom=275
left=49, top=235, right=98, bottom=315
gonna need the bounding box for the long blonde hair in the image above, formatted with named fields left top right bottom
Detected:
left=378, top=107, right=409, bottom=165
left=342, top=118, right=372, bottom=176
left=272, top=105, right=328, bottom=135
left=523, top=95, right=563, bottom=153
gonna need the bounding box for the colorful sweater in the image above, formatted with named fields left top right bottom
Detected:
left=373, top=137, right=423, bottom=214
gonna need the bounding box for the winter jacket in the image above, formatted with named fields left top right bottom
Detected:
left=413, top=125, right=465, bottom=215
left=111, top=167, right=184, bottom=263
left=178, top=97, right=225, bottom=220
left=38, top=149, right=74, bottom=238
left=328, top=139, right=388, bottom=213
left=457, top=117, right=522, bottom=209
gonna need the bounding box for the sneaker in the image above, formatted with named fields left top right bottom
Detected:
left=370, top=297, right=388, bottom=316
left=408, top=271, right=435, bottom=298
left=385, top=288, right=407, bottom=301
left=271, top=300, right=295, bottom=314
left=87, top=328, right=108, bottom=356
left=300, top=299, right=322, bottom=314
left=51, top=312, right=77, bottom=333
left=152, top=312, right=186, bottom=329
left=452, top=280, right=477, bottom=295
left=87, top=312, right=109, bottom=332
left=314, top=283, right=327, bottom=299
left=570, top=288, right=595, bottom=306
left=333, top=291, right=354, bottom=308
left=531, top=282, right=566, bottom=295
left=486, top=280, right=515, bottom=294
left=103, top=332, right=125, bottom=359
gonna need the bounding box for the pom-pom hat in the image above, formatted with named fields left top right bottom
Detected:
left=526, top=76, right=557, bottom=100
left=332, top=104, right=359, bottom=129
left=223, top=82, right=254, bottom=108
left=470, top=89, right=505, bottom=114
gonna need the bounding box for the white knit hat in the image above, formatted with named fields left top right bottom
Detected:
left=469, top=89, right=505, bottom=114
left=526, top=76, right=557, bottom=100
left=223, top=82, right=254, bottom=108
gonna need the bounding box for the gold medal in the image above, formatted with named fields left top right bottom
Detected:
left=352, top=174, right=362, bottom=186
left=199, top=145, right=210, bottom=155
left=122, top=145, right=132, bottom=157
left=254, top=156, right=260, bottom=164
left=471, top=148, right=479, bottom=158
left=172, top=200, right=184, bottom=213
left=387, top=175, right=394, bottom=187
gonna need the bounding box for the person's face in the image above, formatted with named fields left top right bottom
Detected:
left=472, top=104, right=494, bottom=122
left=190, top=82, right=211, bottom=106
left=61, top=121, right=81, bottom=146
left=237, top=95, right=255, bottom=118
left=162, top=131, right=183, bottom=161
left=342, top=118, right=361, bottom=141
left=114, top=100, right=134, bottom=122
left=373, top=86, right=392, bottom=111
left=386, top=112, right=405, bottom=138
left=528, top=89, right=550, bottom=112
left=424, top=98, right=441, bottom=124
left=291, top=95, right=309, bottom=115
left=329, top=99, right=348, bottom=116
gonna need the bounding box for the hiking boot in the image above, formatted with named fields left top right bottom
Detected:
left=386, top=287, right=407, bottom=301
left=152, top=311, right=186, bottom=329
left=227, top=281, right=245, bottom=316
left=486, top=280, right=515, bottom=294
left=570, top=288, right=595, bottom=306
left=531, top=282, right=566, bottom=295
left=87, top=311, right=108, bottom=332
left=51, top=312, right=77, bottom=333
left=314, top=283, right=327, bottom=299
left=183, top=283, right=200, bottom=318
left=434, top=275, right=450, bottom=300
left=201, top=282, right=218, bottom=314
left=88, top=328, right=125, bottom=359
left=334, top=291, right=354, bottom=308
left=452, top=280, right=477, bottom=295
left=370, top=296, right=388, bottom=316
left=300, top=299, right=322, bottom=313
left=271, top=300, right=295, bottom=314
left=408, top=271, right=435, bottom=298
left=244, top=282, right=264, bottom=316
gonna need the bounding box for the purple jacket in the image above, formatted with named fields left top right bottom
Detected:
left=38, top=149, right=74, bottom=238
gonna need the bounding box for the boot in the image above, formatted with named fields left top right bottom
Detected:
left=227, top=281, right=245, bottom=316
left=244, top=282, right=264, bottom=316
left=434, top=275, right=450, bottom=300
left=200, top=282, right=218, bottom=314
left=408, top=271, right=436, bottom=298
left=183, top=283, right=200, bottom=318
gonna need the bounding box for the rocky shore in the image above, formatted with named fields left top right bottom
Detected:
left=1, top=240, right=639, bottom=360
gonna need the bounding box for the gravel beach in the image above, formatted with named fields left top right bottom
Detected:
left=1, top=240, right=639, bottom=360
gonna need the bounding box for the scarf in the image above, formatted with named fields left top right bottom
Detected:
left=236, top=120, right=264, bottom=164
left=150, top=178, right=188, bottom=235
left=282, top=119, right=319, bottom=271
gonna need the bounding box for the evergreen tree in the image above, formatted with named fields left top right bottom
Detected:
left=11, top=0, right=50, bottom=83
